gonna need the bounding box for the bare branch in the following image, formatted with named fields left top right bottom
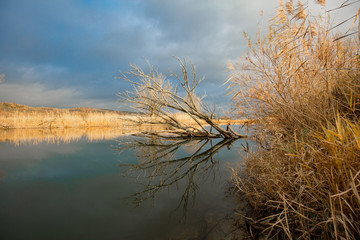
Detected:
left=118, top=58, right=246, bottom=139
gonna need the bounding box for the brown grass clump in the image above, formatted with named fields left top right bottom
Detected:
left=228, top=2, right=359, bottom=134
left=233, top=119, right=360, bottom=239
left=229, top=1, right=360, bottom=239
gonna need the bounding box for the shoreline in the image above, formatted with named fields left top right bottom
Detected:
left=0, top=119, right=253, bottom=130
left=0, top=102, right=254, bottom=130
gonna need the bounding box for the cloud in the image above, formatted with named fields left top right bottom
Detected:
left=1, top=63, right=68, bottom=84
left=0, top=82, right=79, bottom=107
left=0, top=0, right=284, bottom=111
left=0, top=81, right=126, bottom=109
left=0, top=0, right=357, bottom=111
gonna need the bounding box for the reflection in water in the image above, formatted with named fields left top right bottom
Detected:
left=117, top=137, right=244, bottom=217
left=0, top=125, right=172, bottom=146
left=0, top=130, right=251, bottom=239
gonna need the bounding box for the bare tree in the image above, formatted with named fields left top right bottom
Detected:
left=129, top=63, right=171, bottom=117
left=118, top=58, right=245, bottom=139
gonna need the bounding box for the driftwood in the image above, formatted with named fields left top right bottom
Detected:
left=118, top=58, right=246, bottom=139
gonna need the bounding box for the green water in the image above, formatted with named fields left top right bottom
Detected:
left=0, top=135, right=250, bottom=240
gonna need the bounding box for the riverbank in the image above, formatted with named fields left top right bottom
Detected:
left=0, top=102, right=251, bottom=129
left=0, top=102, right=136, bottom=129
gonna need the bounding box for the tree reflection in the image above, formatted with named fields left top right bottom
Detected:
left=117, top=136, right=240, bottom=217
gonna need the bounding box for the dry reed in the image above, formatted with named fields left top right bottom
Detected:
left=229, top=0, right=360, bottom=239
left=0, top=103, right=245, bottom=131
left=0, top=102, right=143, bottom=129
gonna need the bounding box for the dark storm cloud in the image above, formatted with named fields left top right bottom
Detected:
left=2, top=0, right=355, bottom=110
left=0, top=0, right=277, bottom=109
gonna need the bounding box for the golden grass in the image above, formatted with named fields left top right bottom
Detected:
left=0, top=103, right=247, bottom=129
left=173, top=112, right=252, bottom=126
left=0, top=105, right=250, bottom=145
left=233, top=115, right=360, bottom=239
left=229, top=1, right=360, bottom=239
left=0, top=102, right=146, bottom=129
left=0, top=111, right=126, bottom=128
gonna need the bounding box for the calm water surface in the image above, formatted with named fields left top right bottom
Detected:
left=0, top=129, right=251, bottom=240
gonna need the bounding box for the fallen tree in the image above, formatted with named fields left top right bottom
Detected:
left=118, top=58, right=246, bottom=139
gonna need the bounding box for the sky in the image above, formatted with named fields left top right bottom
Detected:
left=0, top=0, right=358, bottom=112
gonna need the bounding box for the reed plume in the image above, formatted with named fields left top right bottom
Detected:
left=229, top=0, right=360, bottom=238
left=315, top=0, right=326, bottom=6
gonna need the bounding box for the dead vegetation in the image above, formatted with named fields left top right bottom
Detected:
left=0, top=102, right=247, bottom=131
left=118, top=58, right=246, bottom=139
left=0, top=103, right=134, bottom=129
left=229, top=0, right=360, bottom=239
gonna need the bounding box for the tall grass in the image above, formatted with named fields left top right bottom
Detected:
left=0, top=103, right=245, bottom=129
left=0, top=102, right=144, bottom=129
left=0, top=110, right=132, bottom=129
left=229, top=1, right=360, bottom=239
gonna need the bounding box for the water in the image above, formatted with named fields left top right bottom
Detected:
left=0, top=128, right=251, bottom=240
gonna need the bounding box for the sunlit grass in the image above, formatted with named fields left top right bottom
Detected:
left=0, top=103, right=248, bottom=145
left=229, top=0, right=360, bottom=238
left=0, top=102, right=248, bottom=130
left=0, top=103, right=135, bottom=128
